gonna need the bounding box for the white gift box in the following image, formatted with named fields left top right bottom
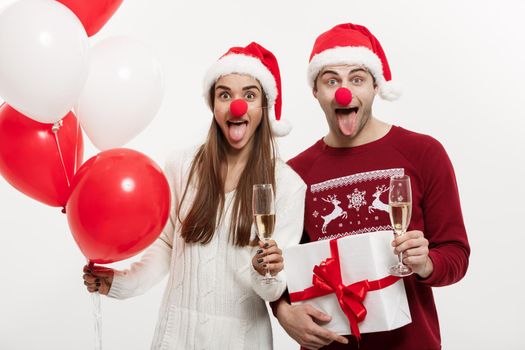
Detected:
left=283, top=230, right=412, bottom=335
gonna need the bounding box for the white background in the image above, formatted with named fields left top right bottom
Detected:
left=1, top=0, right=524, bottom=349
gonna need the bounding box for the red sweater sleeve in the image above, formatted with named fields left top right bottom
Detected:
left=418, top=139, right=470, bottom=287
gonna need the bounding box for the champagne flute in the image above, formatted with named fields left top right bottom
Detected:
left=388, top=175, right=414, bottom=277
left=252, top=184, right=277, bottom=284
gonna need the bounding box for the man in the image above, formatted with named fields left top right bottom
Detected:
left=273, top=23, right=470, bottom=350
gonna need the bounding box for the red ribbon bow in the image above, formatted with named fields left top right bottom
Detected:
left=289, top=239, right=400, bottom=341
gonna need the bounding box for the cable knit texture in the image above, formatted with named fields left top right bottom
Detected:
left=108, top=147, right=306, bottom=349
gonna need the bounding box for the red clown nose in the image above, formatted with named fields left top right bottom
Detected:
left=335, top=87, right=353, bottom=106
left=230, top=99, right=248, bottom=117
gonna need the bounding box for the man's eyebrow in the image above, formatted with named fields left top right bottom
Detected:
left=349, top=67, right=369, bottom=75
left=320, top=70, right=339, bottom=77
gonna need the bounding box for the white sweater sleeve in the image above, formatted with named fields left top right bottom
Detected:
left=107, top=150, right=189, bottom=300
left=250, top=161, right=306, bottom=302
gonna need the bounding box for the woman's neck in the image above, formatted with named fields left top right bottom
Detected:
left=223, top=138, right=254, bottom=193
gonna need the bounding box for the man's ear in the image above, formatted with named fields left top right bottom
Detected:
left=312, top=84, right=318, bottom=99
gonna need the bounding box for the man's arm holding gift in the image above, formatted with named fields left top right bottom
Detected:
left=273, top=296, right=349, bottom=350
left=394, top=140, right=470, bottom=285
left=270, top=231, right=349, bottom=349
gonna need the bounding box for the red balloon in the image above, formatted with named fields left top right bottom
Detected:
left=56, top=0, right=124, bottom=37
left=66, top=148, right=171, bottom=264
left=0, top=103, right=83, bottom=207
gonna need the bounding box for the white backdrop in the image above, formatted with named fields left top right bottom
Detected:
left=1, top=0, right=524, bottom=349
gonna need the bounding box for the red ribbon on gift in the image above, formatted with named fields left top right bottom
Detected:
left=289, top=239, right=400, bottom=341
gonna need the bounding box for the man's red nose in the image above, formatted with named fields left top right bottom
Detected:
left=335, top=88, right=352, bottom=106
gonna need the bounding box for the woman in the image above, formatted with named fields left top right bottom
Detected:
left=83, top=42, right=306, bottom=349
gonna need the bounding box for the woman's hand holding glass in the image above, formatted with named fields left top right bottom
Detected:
left=251, top=239, right=284, bottom=277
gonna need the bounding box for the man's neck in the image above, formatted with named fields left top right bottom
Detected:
left=324, top=117, right=392, bottom=148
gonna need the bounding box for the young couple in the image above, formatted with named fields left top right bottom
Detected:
left=83, top=23, right=470, bottom=350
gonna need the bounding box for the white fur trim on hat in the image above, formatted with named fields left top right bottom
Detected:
left=379, top=80, right=402, bottom=101
left=307, top=46, right=400, bottom=100
left=269, top=108, right=292, bottom=137
left=203, top=53, right=278, bottom=108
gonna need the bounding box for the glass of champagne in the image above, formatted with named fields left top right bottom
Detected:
left=252, top=184, right=277, bottom=284
left=388, top=175, right=414, bottom=277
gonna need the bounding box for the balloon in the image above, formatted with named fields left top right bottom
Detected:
left=0, top=0, right=90, bottom=124
left=0, top=103, right=84, bottom=207
left=66, top=149, right=171, bottom=264
left=75, top=37, right=164, bottom=151
left=56, top=0, right=124, bottom=37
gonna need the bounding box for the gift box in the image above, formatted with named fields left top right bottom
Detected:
left=283, top=230, right=412, bottom=339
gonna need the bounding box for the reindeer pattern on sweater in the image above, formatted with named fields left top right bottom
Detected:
left=309, top=168, right=403, bottom=240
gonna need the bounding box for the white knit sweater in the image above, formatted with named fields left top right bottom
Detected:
left=107, top=148, right=306, bottom=350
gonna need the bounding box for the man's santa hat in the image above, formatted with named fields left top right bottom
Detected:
left=203, top=42, right=291, bottom=137
left=308, top=23, right=401, bottom=101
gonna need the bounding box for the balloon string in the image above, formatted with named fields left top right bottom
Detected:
left=52, top=120, right=71, bottom=188
left=88, top=261, right=103, bottom=350
left=74, top=115, right=80, bottom=172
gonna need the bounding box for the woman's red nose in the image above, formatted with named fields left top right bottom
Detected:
left=230, top=99, right=248, bottom=117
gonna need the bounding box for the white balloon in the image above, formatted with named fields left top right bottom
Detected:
left=75, top=37, right=164, bottom=150
left=0, top=0, right=89, bottom=123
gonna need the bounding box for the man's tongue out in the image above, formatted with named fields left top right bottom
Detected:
left=228, top=121, right=247, bottom=142
left=336, top=108, right=358, bottom=136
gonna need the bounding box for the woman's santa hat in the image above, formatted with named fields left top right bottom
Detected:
left=203, top=42, right=291, bottom=137
left=308, top=23, right=401, bottom=101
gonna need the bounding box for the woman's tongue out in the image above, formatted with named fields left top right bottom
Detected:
left=336, top=108, right=358, bottom=136
left=228, top=120, right=248, bottom=142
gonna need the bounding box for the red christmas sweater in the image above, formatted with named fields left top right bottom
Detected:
left=286, top=126, right=470, bottom=350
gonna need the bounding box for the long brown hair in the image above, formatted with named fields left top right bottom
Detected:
left=177, top=86, right=276, bottom=246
